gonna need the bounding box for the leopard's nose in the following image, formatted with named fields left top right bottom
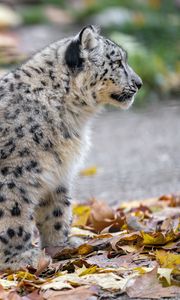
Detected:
left=133, top=76, right=143, bottom=90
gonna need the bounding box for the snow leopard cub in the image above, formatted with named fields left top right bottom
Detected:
left=0, top=25, right=142, bottom=270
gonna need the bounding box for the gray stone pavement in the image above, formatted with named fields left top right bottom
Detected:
left=74, top=102, right=180, bottom=205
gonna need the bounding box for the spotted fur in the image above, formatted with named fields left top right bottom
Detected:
left=0, top=26, right=142, bottom=270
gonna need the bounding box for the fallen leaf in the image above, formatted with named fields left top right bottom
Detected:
left=125, top=266, right=180, bottom=298
left=42, top=285, right=98, bottom=300
left=80, top=166, right=97, bottom=176
left=35, top=251, right=51, bottom=276
left=72, top=205, right=91, bottom=227
left=156, top=250, right=180, bottom=274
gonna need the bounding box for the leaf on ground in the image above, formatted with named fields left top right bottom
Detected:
left=141, top=231, right=176, bottom=246
left=42, top=285, right=98, bottom=300
left=35, top=251, right=51, bottom=276
left=156, top=250, right=180, bottom=274
left=72, top=205, right=91, bottom=227
left=125, top=266, right=180, bottom=298
left=90, top=200, right=124, bottom=232
left=86, top=252, right=137, bottom=269
left=0, top=193, right=180, bottom=299
left=79, top=166, right=97, bottom=176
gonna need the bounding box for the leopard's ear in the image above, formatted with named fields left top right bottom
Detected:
left=78, top=25, right=99, bottom=50
left=65, top=25, right=99, bottom=73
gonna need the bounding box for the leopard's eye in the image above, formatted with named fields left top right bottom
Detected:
left=115, top=59, right=122, bottom=67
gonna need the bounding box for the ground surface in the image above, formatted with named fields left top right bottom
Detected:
left=16, top=25, right=180, bottom=206
left=75, top=102, right=180, bottom=205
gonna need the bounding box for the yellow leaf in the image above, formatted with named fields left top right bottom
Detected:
left=141, top=231, right=175, bottom=245
left=77, top=265, right=99, bottom=276
left=156, top=250, right=180, bottom=274
left=78, top=244, right=94, bottom=255
left=7, top=271, right=36, bottom=281
left=80, top=166, right=97, bottom=176
left=72, top=205, right=91, bottom=227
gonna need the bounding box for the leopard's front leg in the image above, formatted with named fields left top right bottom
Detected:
left=35, top=185, right=72, bottom=249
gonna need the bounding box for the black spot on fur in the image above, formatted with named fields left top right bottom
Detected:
left=30, top=66, right=41, bottom=74
left=65, top=40, right=84, bottom=72
left=19, top=147, right=30, bottom=157
left=11, top=202, right=21, bottom=216
left=15, top=245, right=23, bottom=250
left=14, top=73, right=20, bottom=79
left=64, top=198, right=71, bottom=206
left=23, top=232, right=31, bottom=242
left=46, top=60, right=53, bottom=66
left=0, top=209, right=4, bottom=218
left=26, top=160, right=38, bottom=171
left=4, top=109, right=20, bottom=120
left=7, top=181, right=16, bottom=189
left=15, top=125, right=24, bottom=138
left=41, top=80, right=46, bottom=86
left=60, top=123, right=71, bottom=139
left=33, top=87, right=44, bottom=93
left=9, top=83, right=14, bottom=92
left=13, top=166, right=23, bottom=177
left=1, top=167, right=9, bottom=176
left=4, top=250, right=11, bottom=256
left=49, top=70, right=55, bottom=81
left=0, top=236, right=8, bottom=244
left=22, top=69, right=31, bottom=77
left=54, top=222, right=62, bottom=230
left=17, top=226, right=23, bottom=237
left=0, top=195, right=6, bottom=202
left=7, top=228, right=15, bottom=238
left=43, top=139, right=53, bottom=151
left=53, top=208, right=63, bottom=217
left=56, top=186, right=67, bottom=194
left=22, top=195, right=30, bottom=204
left=19, top=187, right=26, bottom=194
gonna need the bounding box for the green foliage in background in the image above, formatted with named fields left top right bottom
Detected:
left=74, top=0, right=179, bottom=103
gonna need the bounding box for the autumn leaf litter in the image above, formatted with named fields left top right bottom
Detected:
left=0, top=194, right=180, bottom=299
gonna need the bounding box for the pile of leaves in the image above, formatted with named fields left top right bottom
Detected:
left=0, top=194, right=180, bottom=299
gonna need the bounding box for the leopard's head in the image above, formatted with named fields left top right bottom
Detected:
left=65, top=25, right=142, bottom=109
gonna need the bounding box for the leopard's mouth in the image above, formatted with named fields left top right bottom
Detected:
left=111, top=91, right=135, bottom=103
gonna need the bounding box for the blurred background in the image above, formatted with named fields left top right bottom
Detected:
left=0, top=0, right=180, bottom=203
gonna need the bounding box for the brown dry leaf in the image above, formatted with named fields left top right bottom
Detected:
left=35, top=251, right=51, bottom=276
left=86, top=252, right=138, bottom=269
left=42, top=285, right=98, bottom=300
left=125, top=266, right=180, bottom=298
left=78, top=244, right=94, bottom=255
left=111, top=232, right=142, bottom=250
left=22, top=290, right=44, bottom=300
left=90, top=200, right=124, bottom=233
